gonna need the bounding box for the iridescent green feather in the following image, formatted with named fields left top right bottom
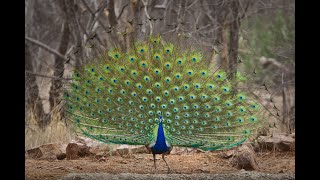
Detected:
left=64, top=35, right=264, bottom=150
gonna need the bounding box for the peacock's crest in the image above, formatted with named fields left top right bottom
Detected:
left=64, top=35, right=264, bottom=151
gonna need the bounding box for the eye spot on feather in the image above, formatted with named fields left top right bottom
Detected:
left=140, top=49, right=144, bottom=53
left=166, top=49, right=170, bottom=53
left=130, top=57, right=135, bottom=62
left=91, top=68, right=94, bottom=72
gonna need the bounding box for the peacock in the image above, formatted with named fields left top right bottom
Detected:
left=64, top=35, right=265, bottom=172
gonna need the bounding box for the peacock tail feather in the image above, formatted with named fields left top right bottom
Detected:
left=64, top=35, right=265, bottom=151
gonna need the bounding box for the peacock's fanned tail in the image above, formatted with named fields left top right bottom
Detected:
left=64, top=35, right=264, bottom=151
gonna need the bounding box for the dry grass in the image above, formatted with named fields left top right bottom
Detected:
left=25, top=107, right=75, bottom=150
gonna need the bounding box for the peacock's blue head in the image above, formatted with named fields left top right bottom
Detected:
left=159, top=116, right=163, bottom=122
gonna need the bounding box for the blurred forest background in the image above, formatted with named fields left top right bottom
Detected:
left=25, top=0, right=295, bottom=150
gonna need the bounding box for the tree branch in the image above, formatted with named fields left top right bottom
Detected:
left=25, top=36, right=67, bottom=61
left=25, top=70, right=72, bottom=81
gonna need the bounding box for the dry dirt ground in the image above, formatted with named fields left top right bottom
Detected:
left=25, top=151, right=294, bottom=180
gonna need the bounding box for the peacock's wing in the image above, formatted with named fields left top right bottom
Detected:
left=64, top=35, right=264, bottom=149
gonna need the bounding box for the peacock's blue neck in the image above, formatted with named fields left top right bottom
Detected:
left=152, top=117, right=170, bottom=154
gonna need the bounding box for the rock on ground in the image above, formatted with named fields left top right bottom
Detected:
left=257, top=134, right=295, bottom=152
left=232, top=144, right=259, bottom=171
left=59, top=172, right=295, bottom=180
left=26, top=143, right=66, bottom=160
left=66, top=142, right=91, bottom=160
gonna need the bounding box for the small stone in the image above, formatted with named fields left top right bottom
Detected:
left=57, top=153, right=66, bottom=160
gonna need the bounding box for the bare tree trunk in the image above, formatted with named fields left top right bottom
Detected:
left=25, top=43, right=46, bottom=126
left=228, top=0, right=240, bottom=79
left=49, top=0, right=70, bottom=116
left=281, top=72, right=289, bottom=133
left=127, top=0, right=140, bottom=49
left=108, top=0, right=118, bottom=27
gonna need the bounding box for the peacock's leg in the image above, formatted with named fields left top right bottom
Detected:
left=153, top=153, right=157, bottom=170
left=162, top=153, right=171, bottom=173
